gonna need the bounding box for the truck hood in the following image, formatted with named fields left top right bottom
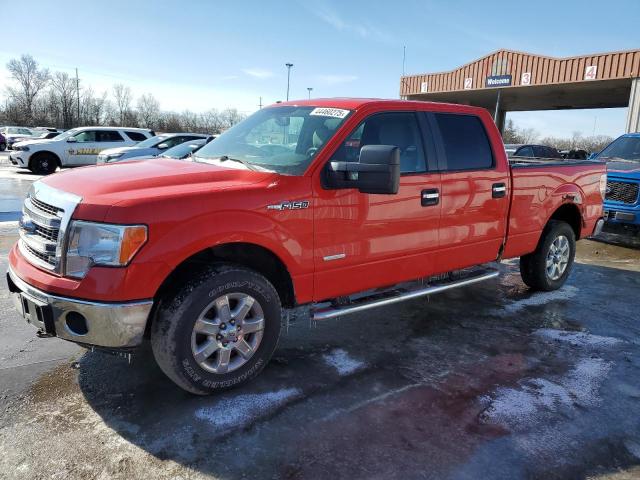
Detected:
left=607, top=161, right=640, bottom=179
left=41, top=158, right=276, bottom=218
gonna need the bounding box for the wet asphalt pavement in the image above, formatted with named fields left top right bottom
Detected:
left=1, top=160, right=640, bottom=479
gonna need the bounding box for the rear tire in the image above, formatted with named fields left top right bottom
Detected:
left=0, top=143, right=6, bottom=151
left=29, top=153, right=58, bottom=175
left=519, top=220, right=576, bottom=291
left=151, top=264, right=282, bottom=395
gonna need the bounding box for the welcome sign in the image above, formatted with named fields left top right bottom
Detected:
left=485, top=75, right=512, bottom=87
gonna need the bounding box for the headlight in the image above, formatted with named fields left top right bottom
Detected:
left=599, top=174, right=607, bottom=200
left=65, top=221, right=147, bottom=279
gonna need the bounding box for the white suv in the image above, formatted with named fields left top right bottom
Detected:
left=10, top=126, right=154, bottom=174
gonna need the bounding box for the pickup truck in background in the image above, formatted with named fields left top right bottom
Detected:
left=591, top=132, right=640, bottom=230
left=6, top=99, right=606, bottom=394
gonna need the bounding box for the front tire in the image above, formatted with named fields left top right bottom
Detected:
left=0, top=143, right=6, bottom=151
left=29, top=153, right=58, bottom=175
left=520, top=220, right=576, bottom=291
left=151, top=264, right=282, bottom=395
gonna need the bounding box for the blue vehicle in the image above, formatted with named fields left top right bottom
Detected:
left=592, top=133, right=640, bottom=230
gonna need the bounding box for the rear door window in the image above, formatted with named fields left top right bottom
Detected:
left=97, top=130, right=124, bottom=142
left=433, top=113, right=493, bottom=170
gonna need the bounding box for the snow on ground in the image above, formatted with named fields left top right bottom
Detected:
left=322, top=349, right=366, bottom=376
left=481, top=358, right=612, bottom=430
left=499, top=285, right=578, bottom=314
left=534, top=328, right=622, bottom=348
left=195, top=388, right=301, bottom=431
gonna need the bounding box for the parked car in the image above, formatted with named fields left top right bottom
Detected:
left=96, top=133, right=209, bottom=164
left=7, top=99, right=605, bottom=394
left=591, top=132, right=640, bottom=230
left=112, top=138, right=211, bottom=162
left=0, top=132, right=6, bottom=151
left=506, top=143, right=563, bottom=159
left=1, top=126, right=37, bottom=149
left=14, top=130, right=62, bottom=144
left=9, top=126, right=154, bottom=174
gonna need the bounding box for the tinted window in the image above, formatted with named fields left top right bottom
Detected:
left=516, top=146, right=534, bottom=157
left=125, top=131, right=148, bottom=141
left=97, top=130, right=124, bottom=142
left=435, top=113, right=493, bottom=170
left=332, top=112, right=427, bottom=173
left=546, top=147, right=562, bottom=159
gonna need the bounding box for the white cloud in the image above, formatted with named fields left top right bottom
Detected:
left=242, top=68, right=274, bottom=79
left=304, top=2, right=392, bottom=43
left=316, top=74, right=358, bottom=85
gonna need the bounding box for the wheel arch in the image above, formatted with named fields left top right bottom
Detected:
left=146, top=242, right=296, bottom=337
left=547, top=202, right=582, bottom=240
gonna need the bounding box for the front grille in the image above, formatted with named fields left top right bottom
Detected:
left=34, top=224, right=59, bottom=242
left=30, top=196, right=62, bottom=216
left=22, top=241, right=56, bottom=266
left=606, top=181, right=639, bottom=205
left=19, top=193, right=64, bottom=270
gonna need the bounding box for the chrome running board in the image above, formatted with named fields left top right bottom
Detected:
left=311, top=267, right=499, bottom=321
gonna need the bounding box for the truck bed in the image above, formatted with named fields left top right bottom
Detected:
left=503, top=158, right=606, bottom=259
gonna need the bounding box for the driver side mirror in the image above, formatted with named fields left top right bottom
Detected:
left=157, top=143, right=169, bottom=150
left=325, top=145, right=400, bottom=194
left=66, top=136, right=77, bottom=143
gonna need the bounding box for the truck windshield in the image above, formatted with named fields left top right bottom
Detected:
left=597, top=136, right=640, bottom=162
left=193, top=106, right=351, bottom=175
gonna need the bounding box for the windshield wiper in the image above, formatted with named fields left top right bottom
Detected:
left=217, top=155, right=259, bottom=171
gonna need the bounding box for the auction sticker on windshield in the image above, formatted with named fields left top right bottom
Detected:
left=310, top=108, right=350, bottom=119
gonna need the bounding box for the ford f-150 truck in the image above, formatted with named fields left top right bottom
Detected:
left=6, top=99, right=606, bottom=394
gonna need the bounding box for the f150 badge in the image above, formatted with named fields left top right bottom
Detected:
left=267, top=200, right=310, bottom=211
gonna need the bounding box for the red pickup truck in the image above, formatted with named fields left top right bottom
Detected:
left=7, top=99, right=606, bottom=394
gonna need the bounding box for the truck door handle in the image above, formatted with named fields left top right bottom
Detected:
left=492, top=183, right=506, bottom=198
left=421, top=188, right=439, bottom=206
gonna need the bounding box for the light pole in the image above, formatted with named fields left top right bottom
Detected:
left=285, top=63, right=293, bottom=101
left=307, top=87, right=313, bottom=99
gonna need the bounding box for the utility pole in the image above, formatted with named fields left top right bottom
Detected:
left=402, top=46, right=406, bottom=76
left=307, top=87, right=313, bottom=99
left=75, top=68, right=80, bottom=126
left=285, top=63, right=293, bottom=101
left=258, top=96, right=263, bottom=109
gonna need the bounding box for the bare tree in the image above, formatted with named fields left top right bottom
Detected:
left=6, top=54, right=50, bottom=124
left=137, top=93, right=160, bottom=129
left=50, top=72, right=77, bottom=128
left=112, top=83, right=132, bottom=126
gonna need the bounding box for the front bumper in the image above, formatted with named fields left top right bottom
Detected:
left=9, top=151, right=28, bottom=167
left=6, top=265, right=153, bottom=349
left=603, top=204, right=639, bottom=226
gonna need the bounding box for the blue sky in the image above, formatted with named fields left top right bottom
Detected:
left=0, top=0, right=638, bottom=138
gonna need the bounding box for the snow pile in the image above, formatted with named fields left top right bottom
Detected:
left=195, top=388, right=301, bottom=430
left=534, top=329, right=622, bottom=348
left=482, top=358, right=612, bottom=429
left=322, top=349, right=366, bottom=376
left=500, top=285, right=578, bottom=314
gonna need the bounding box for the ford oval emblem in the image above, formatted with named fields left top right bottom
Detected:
left=19, top=214, right=37, bottom=234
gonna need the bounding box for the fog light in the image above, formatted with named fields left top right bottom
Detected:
left=65, top=312, right=88, bottom=335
